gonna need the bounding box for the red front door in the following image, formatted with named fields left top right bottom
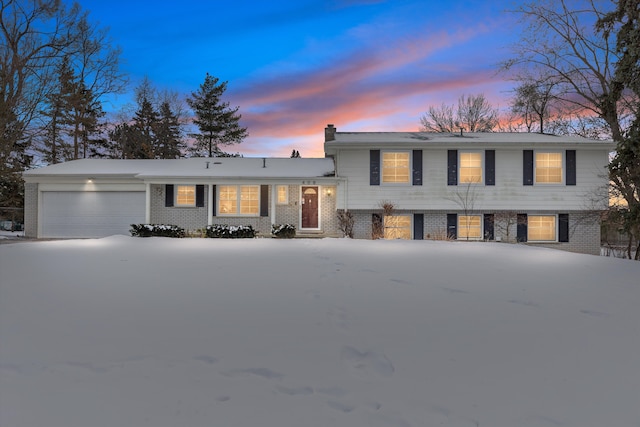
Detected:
left=301, top=186, right=318, bottom=229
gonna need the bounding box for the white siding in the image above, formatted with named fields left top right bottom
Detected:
left=337, top=148, right=609, bottom=211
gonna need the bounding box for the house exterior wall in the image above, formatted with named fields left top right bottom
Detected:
left=150, top=184, right=209, bottom=231
left=150, top=183, right=340, bottom=237
left=24, top=183, right=39, bottom=238
left=349, top=209, right=601, bottom=255
left=335, top=148, right=609, bottom=211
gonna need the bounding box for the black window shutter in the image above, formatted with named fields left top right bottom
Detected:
left=447, top=213, right=457, bottom=239
left=195, top=185, right=205, bottom=207
left=483, top=214, right=495, bottom=240
left=413, top=213, right=424, bottom=240
left=211, top=185, right=216, bottom=216
left=370, top=150, right=380, bottom=186
left=559, top=213, right=569, bottom=242
left=517, top=214, right=528, bottom=242
left=523, top=150, right=534, bottom=185
left=165, top=184, right=174, bottom=207
left=447, top=150, right=458, bottom=185
left=485, top=150, right=495, bottom=186
left=566, top=150, right=576, bottom=185
left=260, top=185, right=269, bottom=217
left=412, top=150, right=422, bottom=186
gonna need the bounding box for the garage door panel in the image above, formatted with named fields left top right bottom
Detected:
left=41, top=192, right=145, bottom=238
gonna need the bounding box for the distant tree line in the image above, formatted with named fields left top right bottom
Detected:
left=0, top=0, right=248, bottom=216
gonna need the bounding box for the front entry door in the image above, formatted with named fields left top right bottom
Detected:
left=301, top=186, right=319, bottom=229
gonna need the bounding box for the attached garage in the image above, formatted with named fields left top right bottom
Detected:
left=40, top=191, right=145, bottom=238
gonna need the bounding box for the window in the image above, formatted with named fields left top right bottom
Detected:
left=458, top=215, right=482, bottom=240
left=382, top=152, right=410, bottom=183
left=219, top=185, right=259, bottom=215
left=528, top=215, right=556, bottom=241
left=384, top=215, right=412, bottom=239
left=459, top=152, right=482, bottom=183
left=535, top=152, right=562, bottom=183
left=240, top=186, right=259, bottom=215
left=277, top=185, right=288, bottom=204
left=176, top=185, right=196, bottom=206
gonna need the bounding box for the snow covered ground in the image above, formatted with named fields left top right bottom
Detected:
left=1, top=236, right=638, bottom=427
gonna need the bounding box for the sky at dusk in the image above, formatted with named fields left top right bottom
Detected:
left=77, top=0, right=525, bottom=157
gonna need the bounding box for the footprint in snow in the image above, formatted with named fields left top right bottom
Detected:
left=274, top=385, right=314, bottom=396
left=508, top=299, right=540, bottom=308
left=326, top=400, right=356, bottom=413
left=441, top=287, right=471, bottom=294
left=219, top=367, right=284, bottom=380
left=340, top=346, right=394, bottom=378
left=193, top=355, right=218, bottom=365
left=580, top=309, right=610, bottom=318
left=327, top=307, right=349, bottom=331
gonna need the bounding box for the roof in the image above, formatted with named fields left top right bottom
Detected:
left=23, top=157, right=336, bottom=179
left=325, top=131, right=615, bottom=149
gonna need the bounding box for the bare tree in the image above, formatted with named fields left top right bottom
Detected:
left=457, top=94, right=499, bottom=132
left=0, top=0, right=124, bottom=167
left=420, top=103, right=455, bottom=132
left=502, top=0, right=630, bottom=141
left=420, top=94, right=498, bottom=133
left=510, top=73, right=561, bottom=133
left=446, top=181, right=481, bottom=240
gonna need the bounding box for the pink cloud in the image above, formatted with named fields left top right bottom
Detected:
left=228, top=24, right=512, bottom=156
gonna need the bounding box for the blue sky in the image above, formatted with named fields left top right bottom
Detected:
left=77, top=0, right=523, bottom=157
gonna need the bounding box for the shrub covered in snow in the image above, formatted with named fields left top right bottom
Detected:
left=271, top=223, right=296, bottom=238
left=130, top=224, right=186, bottom=238
left=205, top=224, right=256, bottom=239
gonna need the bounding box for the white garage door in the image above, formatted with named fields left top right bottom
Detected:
left=41, top=191, right=146, bottom=238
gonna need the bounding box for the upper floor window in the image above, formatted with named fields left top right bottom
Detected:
left=277, top=185, right=288, bottom=204
left=176, top=185, right=196, bottom=206
left=459, top=152, right=483, bottom=184
left=382, top=152, right=410, bottom=184
left=219, top=185, right=259, bottom=216
left=535, top=152, right=562, bottom=184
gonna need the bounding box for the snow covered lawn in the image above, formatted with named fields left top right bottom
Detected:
left=1, top=236, right=638, bottom=427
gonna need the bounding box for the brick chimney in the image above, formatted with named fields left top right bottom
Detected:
left=325, top=124, right=336, bottom=142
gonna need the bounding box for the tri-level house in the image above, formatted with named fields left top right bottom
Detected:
left=324, top=124, right=613, bottom=255
left=23, top=124, right=613, bottom=255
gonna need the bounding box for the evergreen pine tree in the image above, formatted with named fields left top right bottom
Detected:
left=40, top=56, right=76, bottom=164
left=132, top=95, right=159, bottom=159
left=187, top=73, right=248, bottom=157
left=155, top=101, right=184, bottom=159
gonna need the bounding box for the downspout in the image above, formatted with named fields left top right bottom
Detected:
left=207, top=184, right=214, bottom=225
left=271, top=184, right=276, bottom=228
left=145, top=183, right=151, bottom=223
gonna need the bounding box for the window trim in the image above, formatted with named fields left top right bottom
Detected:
left=381, top=150, right=411, bottom=185
left=458, top=151, right=484, bottom=184
left=276, top=185, right=288, bottom=205
left=534, top=151, right=564, bottom=185
left=528, top=214, right=557, bottom=242
left=175, top=185, right=196, bottom=207
left=457, top=214, right=483, bottom=240
left=217, top=185, right=260, bottom=216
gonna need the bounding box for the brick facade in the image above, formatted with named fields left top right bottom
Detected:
left=349, top=209, right=601, bottom=255
left=151, top=184, right=340, bottom=237
left=23, top=183, right=38, bottom=238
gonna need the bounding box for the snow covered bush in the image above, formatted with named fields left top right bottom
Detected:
left=205, top=224, right=256, bottom=238
left=130, top=224, right=186, bottom=238
left=271, top=223, right=296, bottom=238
